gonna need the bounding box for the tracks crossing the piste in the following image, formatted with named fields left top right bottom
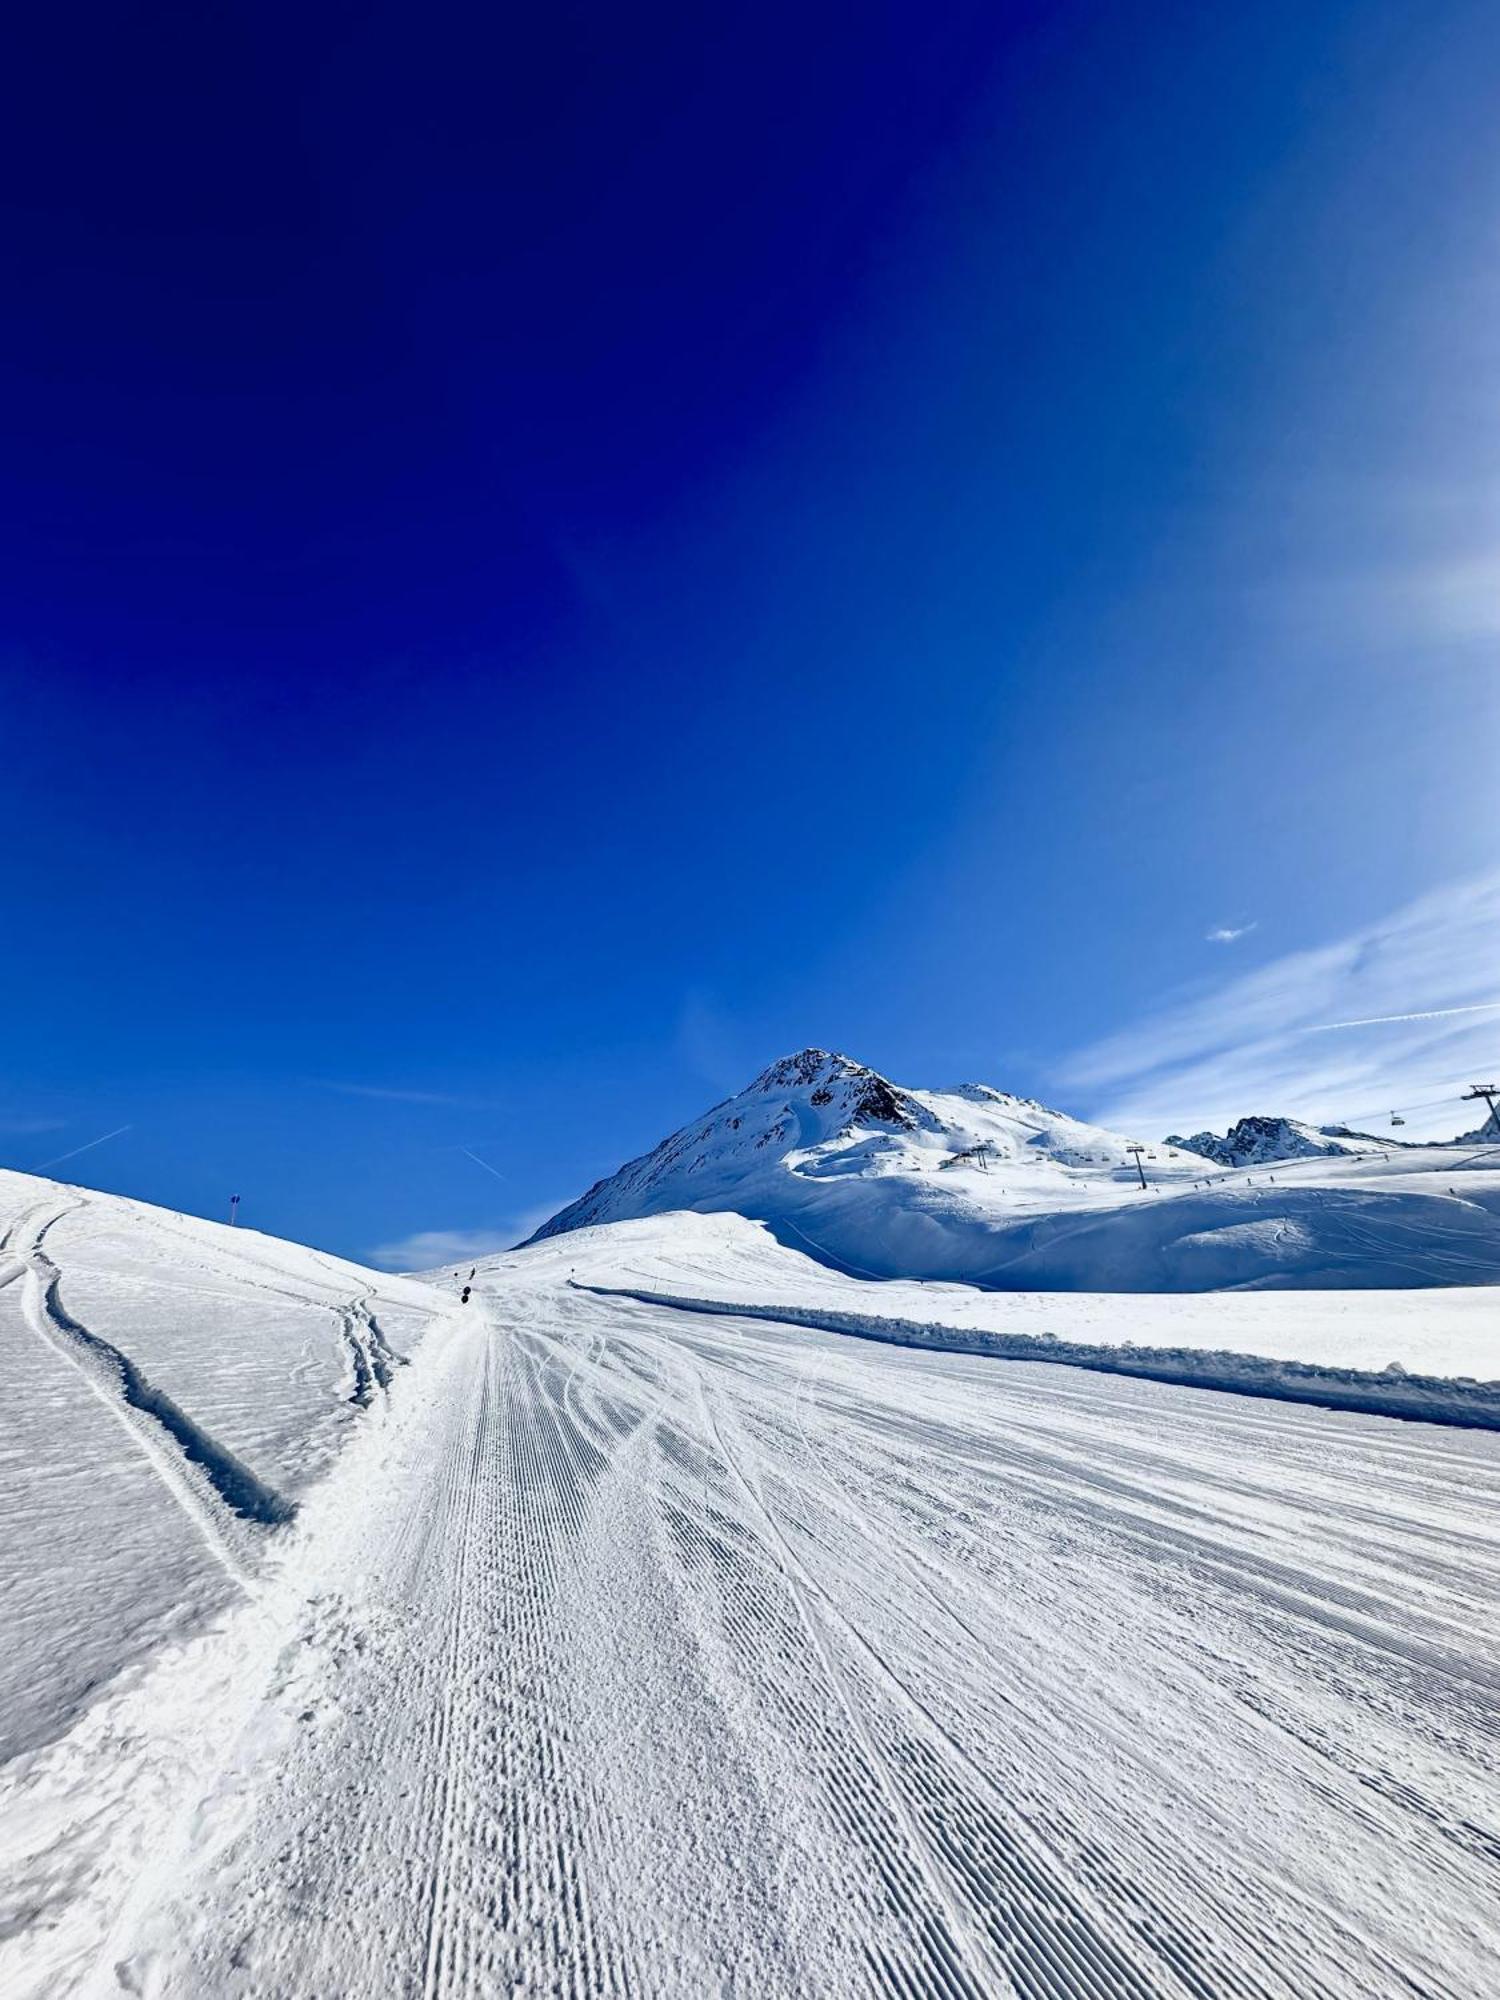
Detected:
left=93, top=1277, right=1500, bottom=2000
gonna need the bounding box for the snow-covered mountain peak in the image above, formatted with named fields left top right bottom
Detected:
left=748, top=1047, right=854, bottom=1091
left=1166, top=1115, right=1393, bottom=1169
left=526, top=1049, right=1187, bottom=1252
left=747, top=1048, right=921, bottom=1132
left=524, top=1051, right=1500, bottom=1289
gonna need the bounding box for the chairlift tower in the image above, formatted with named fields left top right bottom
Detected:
left=1462, top=1084, right=1500, bottom=1139
left=1125, top=1144, right=1148, bottom=1191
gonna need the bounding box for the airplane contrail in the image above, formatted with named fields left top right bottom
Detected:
left=1304, top=1000, right=1500, bottom=1033
left=460, top=1148, right=508, bottom=1182
left=34, top=1125, right=133, bottom=1171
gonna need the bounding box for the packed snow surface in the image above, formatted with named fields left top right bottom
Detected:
left=528, top=1049, right=1500, bottom=1290
left=526, top=1210, right=1500, bottom=1422
left=0, top=1169, right=446, bottom=1761
left=5, top=1188, right=1500, bottom=1997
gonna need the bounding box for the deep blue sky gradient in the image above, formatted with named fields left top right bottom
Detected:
left=3, top=1, right=1497, bottom=1258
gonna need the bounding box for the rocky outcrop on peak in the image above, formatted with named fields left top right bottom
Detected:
left=1167, top=1116, right=1380, bottom=1169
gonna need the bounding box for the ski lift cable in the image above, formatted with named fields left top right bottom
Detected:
left=1335, top=1083, right=1495, bottom=1125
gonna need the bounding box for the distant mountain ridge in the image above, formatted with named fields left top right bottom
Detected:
left=1165, top=1115, right=1396, bottom=1170
left=524, top=1049, right=1500, bottom=1291
left=526, top=1048, right=1173, bottom=1249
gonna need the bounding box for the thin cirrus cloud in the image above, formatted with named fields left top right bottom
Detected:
left=1205, top=922, right=1257, bottom=944
left=1057, top=869, right=1500, bottom=1140
left=316, top=1080, right=477, bottom=1107
left=34, top=1125, right=133, bottom=1172
left=367, top=1203, right=563, bottom=1273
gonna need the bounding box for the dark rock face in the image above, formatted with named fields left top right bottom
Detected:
left=851, top=1072, right=915, bottom=1129
left=1167, top=1115, right=1356, bottom=1169
left=524, top=1048, right=926, bottom=1245
left=750, top=1049, right=849, bottom=1093
left=749, top=1049, right=918, bottom=1131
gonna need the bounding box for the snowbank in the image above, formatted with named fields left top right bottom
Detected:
left=495, top=1210, right=1500, bottom=1429
left=577, top=1282, right=1500, bottom=1429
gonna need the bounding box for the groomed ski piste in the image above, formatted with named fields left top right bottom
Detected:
left=561, top=1212, right=1500, bottom=1427
left=3, top=1165, right=1500, bottom=1996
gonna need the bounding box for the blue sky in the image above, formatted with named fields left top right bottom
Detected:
left=2, top=0, right=1497, bottom=1264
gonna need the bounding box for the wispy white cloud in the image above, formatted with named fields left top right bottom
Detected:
left=1402, top=549, right=1500, bottom=644
left=366, top=1201, right=563, bottom=1273
left=1205, top=922, right=1256, bottom=944
left=0, top=1115, right=66, bottom=1135
left=1058, top=870, right=1500, bottom=1138
left=366, top=1227, right=520, bottom=1272
left=318, top=1080, right=474, bottom=1107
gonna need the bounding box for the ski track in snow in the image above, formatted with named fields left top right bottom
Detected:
left=334, top=1293, right=406, bottom=1407
left=2, top=1268, right=1486, bottom=2000
left=0, top=1199, right=294, bottom=1583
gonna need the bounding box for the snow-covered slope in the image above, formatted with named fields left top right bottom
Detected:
left=0, top=1169, right=451, bottom=1763
left=527, top=1049, right=1500, bottom=1291
left=11, top=1227, right=1500, bottom=1999
left=534, top=1051, right=1181, bottom=1240
left=508, top=1209, right=1500, bottom=1423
